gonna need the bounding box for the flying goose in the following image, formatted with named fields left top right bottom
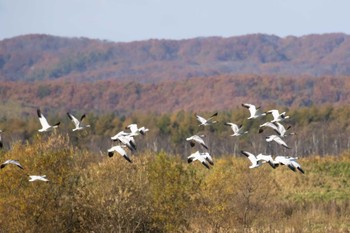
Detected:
left=37, top=109, right=60, bottom=132
left=259, top=122, right=292, bottom=137
left=195, top=112, right=218, bottom=126
left=107, top=145, right=132, bottom=163
left=273, top=156, right=304, bottom=174
left=187, top=151, right=211, bottom=169
left=111, top=131, right=133, bottom=140
left=0, top=160, right=24, bottom=170
left=186, top=135, right=208, bottom=150
left=200, top=151, right=214, bottom=165
left=67, top=112, right=90, bottom=131
left=112, top=134, right=137, bottom=152
left=266, top=135, right=291, bottom=149
left=266, top=109, right=290, bottom=122
left=242, top=103, right=266, bottom=119
left=29, top=175, right=49, bottom=182
left=225, top=122, right=248, bottom=136
left=126, top=124, right=149, bottom=136
left=241, top=151, right=274, bottom=169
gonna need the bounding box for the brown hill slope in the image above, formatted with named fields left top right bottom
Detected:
left=1, top=33, right=350, bottom=82
left=1, top=75, right=349, bottom=115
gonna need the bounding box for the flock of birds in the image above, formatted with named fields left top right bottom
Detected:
left=0, top=103, right=304, bottom=183
left=186, top=103, right=304, bottom=174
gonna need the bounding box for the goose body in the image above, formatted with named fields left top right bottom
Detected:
left=112, top=133, right=137, bottom=152
left=108, top=145, right=132, bottom=163
left=1, top=160, right=24, bottom=170
left=29, top=175, right=49, bottom=182
left=273, top=156, right=304, bottom=174
left=187, top=151, right=211, bottom=169
left=126, top=124, right=149, bottom=136
left=225, top=122, right=248, bottom=136
left=37, top=109, right=60, bottom=132
left=67, top=112, right=90, bottom=131
left=266, top=135, right=291, bottom=149
left=266, top=109, right=290, bottom=122
left=242, top=103, right=266, bottom=119
left=241, top=150, right=271, bottom=168
left=195, top=112, right=218, bottom=126
left=186, top=135, right=208, bottom=150
left=259, top=122, right=292, bottom=137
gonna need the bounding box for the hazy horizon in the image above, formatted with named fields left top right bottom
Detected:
left=1, top=0, right=350, bottom=43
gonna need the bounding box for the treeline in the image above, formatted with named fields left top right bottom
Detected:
left=1, top=105, right=350, bottom=157
left=0, top=134, right=349, bottom=232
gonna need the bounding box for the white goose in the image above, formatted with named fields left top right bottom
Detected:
left=108, top=145, right=132, bottom=163
left=241, top=151, right=275, bottom=168
left=112, top=134, right=137, bottom=152
left=225, top=122, right=248, bottom=136
left=111, top=131, right=134, bottom=140
left=37, top=109, right=60, bottom=132
left=242, top=103, right=266, bottom=119
left=195, top=112, right=218, bottom=126
left=200, top=151, right=214, bottom=166
left=266, top=135, right=291, bottom=149
left=126, top=124, right=149, bottom=136
left=266, top=109, right=290, bottom=122
left=29, top=175, right=49, bottom=182
left=67, top=112, right=90, bottom=131
left=187, top=151, right=212, bottom=169
left=186, top=135, right=208, bottom=150
left=259, top=122, right=292, bottom=137
left=0, top=159, right=24, bottom=170
left=273, top=156, right=304, bottom=174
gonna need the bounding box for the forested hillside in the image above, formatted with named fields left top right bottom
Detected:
left=0, top=75, right=349, bottom=115
left=1, top=33, right=350, bottom=82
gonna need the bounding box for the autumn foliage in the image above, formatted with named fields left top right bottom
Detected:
left=0, top=134, right=349, bottom=232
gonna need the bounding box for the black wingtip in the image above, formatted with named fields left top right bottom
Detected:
left=130, top=140, right=137, bottom=151
left=187, top=158, right=193, bottom=164
left=297, top=167, right=305, bottom=174
left=240, top=150, right=248, bottom=157
left=37, top=109, right=41, bottom=118
left=258, top=128, right=264, bottom=134
left=202, top=162, right=210, bottom=169
left=288, top=165, right=296, bottom=172
left=67, top=112, right=72, bottom=120
left=80, top=114, right=86, bottom=121
left=268, top=161, right=276, bottom=169
left=202, top=144, right=209, bottom=150
left=206, top=158, right=214, bottom=166
left=124, top=155, right=132, bottom=163
left=108, top=152, right=114, bottom=157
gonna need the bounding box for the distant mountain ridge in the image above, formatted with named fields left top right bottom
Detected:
left=1, top=33, right=350, bottom=82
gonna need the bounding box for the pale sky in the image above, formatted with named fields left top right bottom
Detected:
left=0, top=0, right=349, bottom=42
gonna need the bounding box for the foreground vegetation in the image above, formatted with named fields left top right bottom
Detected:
left=0, top=134, right=349, bottom=232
